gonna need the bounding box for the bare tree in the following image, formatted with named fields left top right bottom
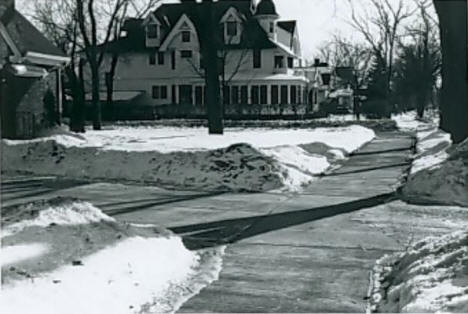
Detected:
left=347, top=0, right=415, bottom=99
left=319, top=35, right=373, bottom=90
left=33, top=1, right=86, bottom=132
left=394, top=0, right=441, bottom=118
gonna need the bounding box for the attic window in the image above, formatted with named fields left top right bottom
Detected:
left=182, top=31, right=191, bottom=42
left=147, top=24, right=159, bottom=39
left=226, top=21, right=238, bottom=36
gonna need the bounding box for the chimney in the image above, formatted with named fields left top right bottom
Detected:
left=0, top=0, right=14, bottom=19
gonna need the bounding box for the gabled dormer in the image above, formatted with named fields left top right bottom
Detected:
left=220, top=7, right=244, bottom=45
left=159, top=14, right=199, bottom=52
left=143, top=13, right=161, bottom=47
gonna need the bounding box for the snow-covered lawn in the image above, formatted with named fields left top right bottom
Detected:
left=2, top=125, right=375, bottom=192
left=1, top=199, right=224, bottom=314
left=369, top=230, right=468, bottom=313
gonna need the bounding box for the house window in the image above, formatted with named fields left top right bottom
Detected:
left=251, top=85, right=259, bottom=105
left=149, top=53, right=156, bottom=65
left=172, top=85, right=177, bottom=103
left=158, top=52, right=165, bottom=65
left=287, top=57, right=294, bottom=68
left=171, top=51, right=176, bottom=69
left=274, top=56, right=284, bottom=68
left=195, top=86, right=203, bottom=105
left=152, top=86, right=167, bottom=99
left=226, top=21, right=237, bottom=36
left=180, top=50, right=192, bottom=58
left=152, top=86, right=160, bottom=99
left=232, top=86, right=239, bottom=104
left=269, top=22, right=274, bottom=33
left=147, top=24, right=159, bottom=39
left=260, top=85, right=267, bottom=104
left=271, top=85, right=279, bottom=105
left=240, top=86, right=248, bottom=104
left=253, top=49, right=262, bottom=68
left=291, top=85, right=297, bottom=104
left=182, top=31, right=191, bottom=42
left=161, top=86, right=167, bottom=99
left=281, top=85, right=288, bottom=104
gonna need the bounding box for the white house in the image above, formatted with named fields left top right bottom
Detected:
left=97, top=0, right=309, bottom=111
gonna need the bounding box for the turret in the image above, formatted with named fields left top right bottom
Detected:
left=254, top=0, right=279, bottom=40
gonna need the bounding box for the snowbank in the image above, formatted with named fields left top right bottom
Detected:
left=369, top=230, right=468, bottom=313
left=1, top=126, right=375, bottom=192
left=1, top=199, right=224, bottom=314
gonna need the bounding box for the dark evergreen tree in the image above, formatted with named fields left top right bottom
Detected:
left=362, top=55, right=390, bottom=118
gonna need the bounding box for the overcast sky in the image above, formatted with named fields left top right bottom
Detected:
left=17, top=0, right=436, bottom=60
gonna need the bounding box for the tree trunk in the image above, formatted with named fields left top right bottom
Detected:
left=69, top=60, right=85, bottom=133
left=200, top=1, right=223, bottom=135
left=106, top=53, right=119, bottom=121
left=90, top=62, right=102, bottom=130
left=434, top=0, right=468, bottom=143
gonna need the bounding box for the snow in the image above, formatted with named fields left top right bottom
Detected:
left=14, top=125, right=373, bottom=154
left=2, top=125, right=375, bottom=192
left=1, top=237, right=198, bottom=314
left=369, top=230, right=468, bottom=313
left=1, top=201, right=113, bottom=238
left=1, top=200, right=225, bottom=314
left=2, top=243, right=48, bottom=266
left=395, top=111, right=468, bottom=207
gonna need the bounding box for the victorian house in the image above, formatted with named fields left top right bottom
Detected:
left=97, top=0, right=308, bottom=114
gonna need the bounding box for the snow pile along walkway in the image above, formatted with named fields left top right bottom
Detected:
left=393, top=112, right=468, bottom=207
left=369, top=230, right=468, bottom=313
left=1, top=126, right=375, bottom=192
left=0, top=198, right=224, bottom=314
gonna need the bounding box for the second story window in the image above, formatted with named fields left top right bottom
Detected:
left=180, top=50, right=192, bottom=58
left=149, top=53, right=156, bottom=65
left=274, top=56, right=284, bottom=68
left=287, top=57, right=294, bottom=68
left=226, top=21, right=238, bottom=36
left=253, top=49, right=262, bottom=68
left=147, top=24, right=159, bottom=39
left=182, top=31, right=191, bottom=42
left=269, top=22, right=275, bottom=33
left=158, top=52, right=165, bottom=65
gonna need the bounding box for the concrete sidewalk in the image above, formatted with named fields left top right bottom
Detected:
left=2, top=132, right=467, bottom=312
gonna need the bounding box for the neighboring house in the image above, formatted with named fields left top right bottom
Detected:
left=0, top=0, right=69, bottom=139
left=302, top=62, right=357, bottom=114
left=330, top=66, right=355, bottom=113
left=95, top=0, right=308, bottom=116
left=302, top=58, right=333, bottom=112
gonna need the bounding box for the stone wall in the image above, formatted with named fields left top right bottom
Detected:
left=15, top=72, right=58, bottom=138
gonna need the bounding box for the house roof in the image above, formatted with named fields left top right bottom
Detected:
left=254, top=0, right=278, bottom=16
left=277, top=21, right=296, bottom=34
left=99, top=0, right=287, bottom=53
left=1, top=7, right=67, bottom=58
